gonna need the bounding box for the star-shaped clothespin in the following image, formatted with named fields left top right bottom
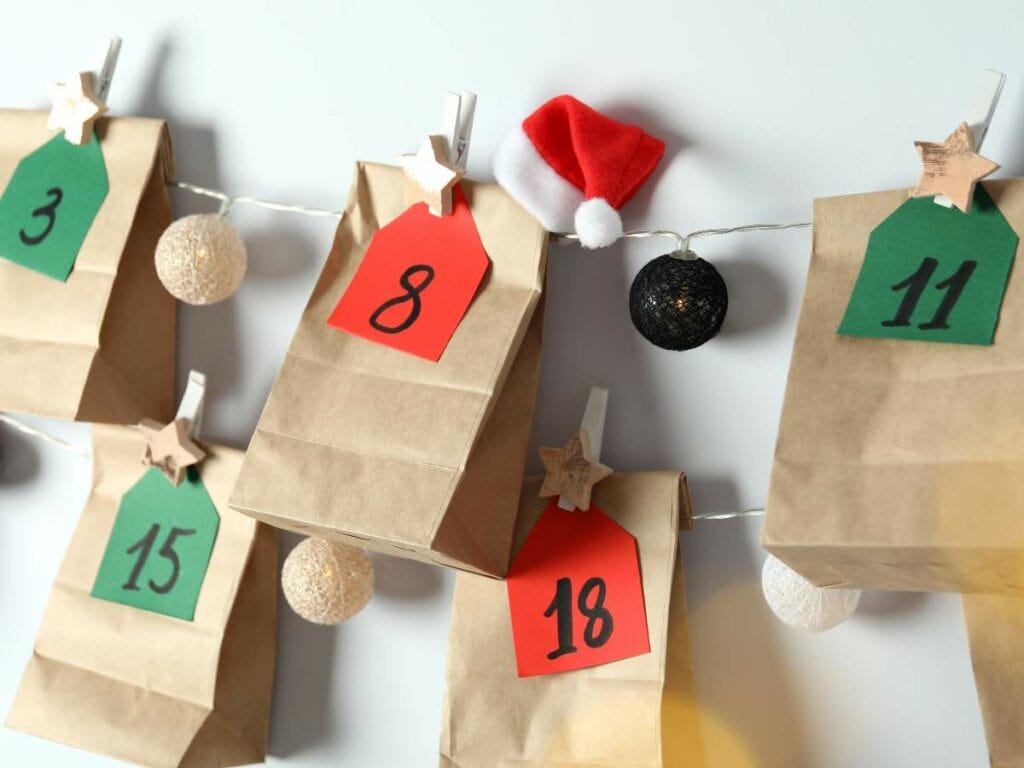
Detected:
left=911, top=122, right=999, bottom=213
left=139, top=417, right=206, bottom=486
left=539, top=429, right=613, bottom=512
left=398, top=135, right=465, bottom=216
left=47, top=71, right=106, bottom=146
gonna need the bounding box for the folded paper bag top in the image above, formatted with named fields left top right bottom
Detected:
left=763, top=180, right=1024, bottom=594
left=230, top=162, right=547, bottom=577
left=0, top=110, right=176, bottom=424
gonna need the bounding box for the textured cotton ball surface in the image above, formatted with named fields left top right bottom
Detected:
left=629, top=254, right=728, bottom=350
left=762, top=554, right=861, bottom=632
left=574, top=197, right=623, bottom=248
left=281, top=538, right=374, bottom=625
left=155, top=214, right=247, bottom=305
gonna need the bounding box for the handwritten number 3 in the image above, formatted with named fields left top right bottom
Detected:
left=19, top=187, right=63, bottom=246
left=369, top=264, right=435, bottom=334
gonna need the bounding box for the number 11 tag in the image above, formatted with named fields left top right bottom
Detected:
left=506, top=499, right=650, bottom=678
left=0, top=129, right=109, bottom=281
left=91, top=467, right=219, bottom=621
left=838, top=185, right=1018, bottom=345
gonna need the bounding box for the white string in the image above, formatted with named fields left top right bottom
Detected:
left=0, top=412, right=770, bottom=521
left=556, top=222, right=812, bottom=254
left=170, top=181, right=343, bottom=219
left=0, top=413, right=90, bottom=457
left=690, top=508, right=765, bottom=521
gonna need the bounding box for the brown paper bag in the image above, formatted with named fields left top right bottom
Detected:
left=439, top=472, right=706, bottom=768
left=763, top=180, right=1024, bottom=593
left=230, top=162, right=547, bottom=577
left=963, top=594, right=1024, bottom=767
left=0, top=110, right=176, bottom=424
left=7, top=424, right=277, bottom=768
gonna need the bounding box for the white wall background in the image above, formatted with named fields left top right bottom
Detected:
left=2, top=0, right=1016, bottom=765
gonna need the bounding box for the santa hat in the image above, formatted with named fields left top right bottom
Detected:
left=493, top=95, right=665, bottom=248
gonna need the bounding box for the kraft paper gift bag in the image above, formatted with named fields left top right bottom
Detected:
left=230, top=162, right=547, bottom=577
left=963, top=594, right=1024, bottom=767
left=0, top=110, right=176, bottom=424
left=439, top=472, right=706, bottom=768
left=7, top=424, right=277, bottom=768
left=763, top=180, right=1024, bottom=593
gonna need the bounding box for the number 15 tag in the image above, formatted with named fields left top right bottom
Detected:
left=506, top=500, right=650, bottom=678
left=327, top=185, right=489, bottom=362
left=91, top=467, right=219, bottom=621
left=0, top=130, right=109, bottom=281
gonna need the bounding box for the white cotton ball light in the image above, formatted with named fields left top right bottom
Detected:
left=155, top=213, right=247, bottom=305
left=762, top=554, right=861, bottom=632
left=281, top=538, right=374, bottom=625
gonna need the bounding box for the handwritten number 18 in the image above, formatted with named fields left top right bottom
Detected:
left=882, top=257, right=977, bottom=330
left=121, top=524, right=196, bottom=594
left=544, top=576, right=614, bottom=660
left=19, top=187, right=63, bottom=246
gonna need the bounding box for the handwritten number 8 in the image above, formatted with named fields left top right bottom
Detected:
left=121, top=523, right=197, bottom=594
left=369, top=264, right=435, bottom=334
left=544, top=576, right=614, bottom=660
left=19, top=187, right=63, bottom=246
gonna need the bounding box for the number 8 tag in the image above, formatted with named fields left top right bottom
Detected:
left=0, top=130, right=109, bottom=281
left=92, top=467, right=219, bottom=621
left=327, top=185, right=489, bottom=362
left=506, top=499, right=650, bottom=678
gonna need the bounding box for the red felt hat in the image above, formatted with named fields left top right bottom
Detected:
left=493, top=95, right=665, bottom=248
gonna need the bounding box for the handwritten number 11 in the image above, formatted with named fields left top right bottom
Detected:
left=882, top=257, right=977, bottom=330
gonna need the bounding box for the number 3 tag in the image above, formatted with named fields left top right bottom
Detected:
left=506, top=500, right=650, bottom=678
left=327, top=185, right=489, bottom=362
left=91, top=467, right=219, bottom=621
left=0, top=130, right=109, bottom=281
left=838, top=185, right=1018, bottom=345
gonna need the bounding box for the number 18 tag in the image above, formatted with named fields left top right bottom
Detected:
left=0, top=130, right=109, bottom=281
left=838, top=185, right=1018, bottom=345
left=327, top=185, right=489, bottom=362
left=506, top=499, right=650, bottom=678
left=91, top=467, right=219, bottom=621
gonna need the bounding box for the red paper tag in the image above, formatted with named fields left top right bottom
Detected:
left=327, top=185, right=489, bottom=361
left=506, top=499, right=650, bottom=678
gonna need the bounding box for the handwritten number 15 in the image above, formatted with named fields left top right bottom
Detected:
left=19, top=187, right=63, bottom=246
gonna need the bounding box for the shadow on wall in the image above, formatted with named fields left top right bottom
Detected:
left=269, top=531, right=339, bottom=758
left=528, top=235, right=674, bottom=474
left=127, top=36, right=325, bottom=447
left=682, top=474, right=812, bottom=768
left=0, top=423, right=41, bottom=485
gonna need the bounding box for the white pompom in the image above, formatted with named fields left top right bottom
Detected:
left=762, top=554, right=860, bottom=632
left=574, top=197, right=623, bottom=249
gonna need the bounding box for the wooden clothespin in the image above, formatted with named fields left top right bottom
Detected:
left=47, top=34, right=121, bottom=145
left=912, top=70, right=1004, bottom=212
left=90, top=35, right=122, bottom=104
left=140, top=370, right=207, bottom=486
left=441, top=90, right=476, bottom=171
left=399, top=91, right=477, bottom=216
left=539, top=386, right=612, bottom=512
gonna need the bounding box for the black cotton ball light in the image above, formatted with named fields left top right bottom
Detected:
left=629, top=252, right=728, bottom=350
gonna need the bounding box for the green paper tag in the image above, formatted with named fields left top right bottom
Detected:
left=91, top=467, right=220, bottom=621
left=838, top=185, right=1018, bottom=345
left=0, top=129, right=109, bottom=281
